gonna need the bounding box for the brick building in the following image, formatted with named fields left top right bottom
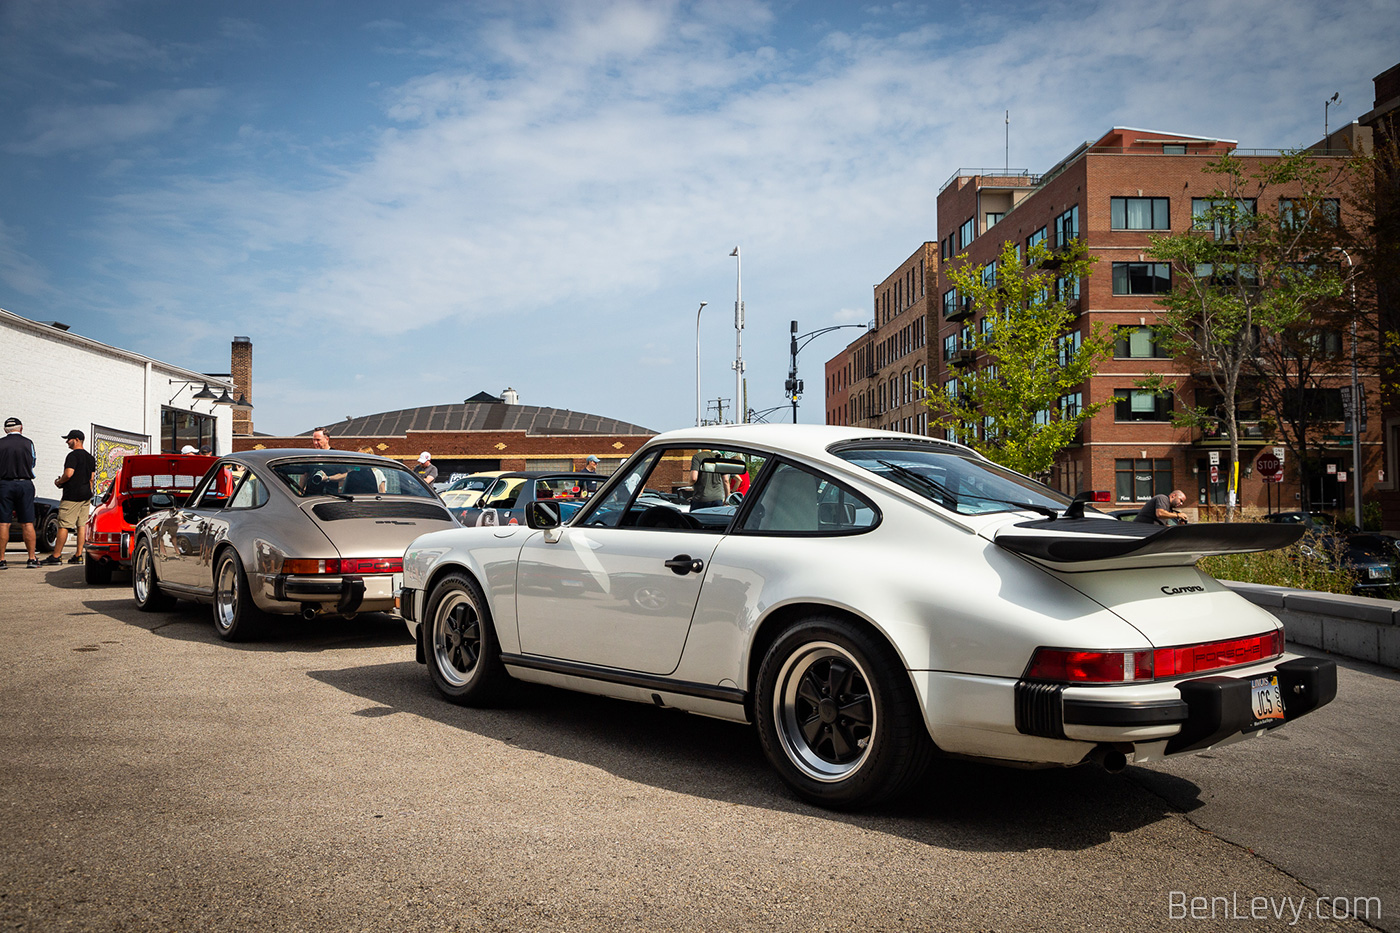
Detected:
left=233, top=389, right=660, bottom=485
left=826, top=127, right=1382, bottom=520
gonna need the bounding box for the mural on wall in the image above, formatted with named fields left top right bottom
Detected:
left=90, top=424, right=150, bottom=495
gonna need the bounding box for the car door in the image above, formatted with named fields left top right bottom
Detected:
left=514, top=448, right=757, bottom=675
left=156, top=462, right=240, bottom=589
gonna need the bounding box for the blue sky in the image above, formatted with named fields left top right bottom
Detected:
left=2, top=0, right=1397, bottom=435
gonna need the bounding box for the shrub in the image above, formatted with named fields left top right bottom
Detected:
left=1198, top=529, right=1358, bottom=595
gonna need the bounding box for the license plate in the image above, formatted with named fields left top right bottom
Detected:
left=1249, top=675, right=1284, bottom=726
left=1369, top=566, right=1392, bottom=580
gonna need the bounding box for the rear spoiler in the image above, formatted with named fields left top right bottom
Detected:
left=994, top=518, right=1305, bottom=568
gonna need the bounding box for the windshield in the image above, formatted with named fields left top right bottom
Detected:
left=833, top=444, right=1071, bottom=517
left=270, top=459, right=436, bottom=499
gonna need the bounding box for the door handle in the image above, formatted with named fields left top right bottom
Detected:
left=664, top=555, right=704, bottom=575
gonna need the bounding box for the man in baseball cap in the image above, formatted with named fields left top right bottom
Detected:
left=414, top=451, right=438, bottom=485
left=0, top=417, right=39, bottom=568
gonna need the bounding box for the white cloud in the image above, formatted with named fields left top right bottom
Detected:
left=6, top=87, right=224, bottom=156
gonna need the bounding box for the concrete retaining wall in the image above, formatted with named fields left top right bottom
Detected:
left=1225, top=581, right=1400, bottom=670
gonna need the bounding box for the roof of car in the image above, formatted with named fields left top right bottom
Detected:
left=224, top=448, right=408, bottom=468
left=492, top=470, right=601, bottom=480
left=646, top=424, right=976, bottom=462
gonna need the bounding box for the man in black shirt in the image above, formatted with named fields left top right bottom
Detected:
left=1134, top=489, right=1189, bottom=525
left=0, top=417, right=40, bottom=568
left=44, top=429, right=98, bottom=566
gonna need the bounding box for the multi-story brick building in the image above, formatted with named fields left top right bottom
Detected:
left=826, top=127, right=1381, bottom=519
left=827, top=243, right=936, bottom=435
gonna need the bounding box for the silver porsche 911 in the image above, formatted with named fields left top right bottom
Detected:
left=132, top=448, right=458, bottom=640
left=397, top=425, right=1336, bottom=809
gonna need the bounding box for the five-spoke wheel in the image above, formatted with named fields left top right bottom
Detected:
left=425, top=573, right=506, bottom=703
left=756, top=616, right=934, bottom=808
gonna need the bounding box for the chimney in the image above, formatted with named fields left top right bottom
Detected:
left=502, top=387, right=518, bottom=405
left=231, top=336, right=253, bottom=435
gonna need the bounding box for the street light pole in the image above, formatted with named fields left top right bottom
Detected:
left=786, top=321, right=869, bottom=424
left=694, top=301, right=708, bottom=427
left=1337, top=247, right=1363, bottom=525
left=731, top=247, right=745, bottom=423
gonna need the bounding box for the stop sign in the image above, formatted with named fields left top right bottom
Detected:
left=1255, top=452, right=1282, bottom=476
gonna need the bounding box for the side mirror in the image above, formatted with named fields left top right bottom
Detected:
left=526, top=500, right=562, bottom=529
left=149, top=492, right=175, bottom=510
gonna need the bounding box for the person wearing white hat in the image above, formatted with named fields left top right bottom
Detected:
left=414, top=451, right=438, bottom=485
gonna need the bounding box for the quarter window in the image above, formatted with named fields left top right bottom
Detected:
left=739, top=462, right=877, bottom=534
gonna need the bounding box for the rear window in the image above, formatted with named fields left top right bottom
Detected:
left=271, top=460, right=436, bottom=499
left=833, top=443, right=1070, bottom=517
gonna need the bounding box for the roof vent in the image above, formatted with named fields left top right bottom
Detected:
left=43, top=321, right=71, bottom=331
left=502, top=387, right=519, bottom=405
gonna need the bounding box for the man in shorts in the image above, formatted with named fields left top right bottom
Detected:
left=44, top=429, right=98, bottom=565
left=0, top=417, right=39, bottom=569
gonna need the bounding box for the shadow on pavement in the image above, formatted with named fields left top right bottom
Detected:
left=309, top=659, right=1202, bottom=854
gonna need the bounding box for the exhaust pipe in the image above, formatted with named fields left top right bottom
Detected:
left=1090, top=745, right=1128, bottom=773
left=300, top=605, right=318, bottom=621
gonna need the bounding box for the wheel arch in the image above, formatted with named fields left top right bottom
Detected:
left=744, top=602, right=903, bottom=722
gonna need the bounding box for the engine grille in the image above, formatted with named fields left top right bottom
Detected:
left=312, top=500, right=453, bottom=522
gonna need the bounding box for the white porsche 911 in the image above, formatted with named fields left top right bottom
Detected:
left=397, top=425, right=1336, bottom=809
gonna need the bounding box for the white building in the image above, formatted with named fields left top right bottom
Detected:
left=1, top=308, right=239, bottom=494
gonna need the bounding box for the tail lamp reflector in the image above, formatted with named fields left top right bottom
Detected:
left=1026, top=630, right=1284, bottom=684
left=281, top=557, right=403, bottom=575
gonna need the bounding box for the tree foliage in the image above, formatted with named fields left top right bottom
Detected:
left=918, top=238, right=1113, bottom=476
left=1145, top=150, right=1350, bottom=516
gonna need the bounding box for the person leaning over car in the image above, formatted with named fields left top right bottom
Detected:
left=44, top=429, right=97, bottom=565
left=1134, top=488, right=1189, bottom=525
left=0, top=416, right=39, bottom=569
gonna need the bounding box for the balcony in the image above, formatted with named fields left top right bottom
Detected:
left=944, top=297, right=974, bottom=322
left=1195, top=421, right=1271, bottom=447
left=949, top=348, right=977, bottom=368
left=1037, top=230, right=1080, bottom=268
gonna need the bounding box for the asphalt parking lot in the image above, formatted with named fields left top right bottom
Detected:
left=1, top=548, right=1395, bottom=932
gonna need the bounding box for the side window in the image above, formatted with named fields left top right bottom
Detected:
left=193, top=463, right=245, bottom=509
left=739, top=463, right=878, bottom=535
left=229, top=470, right=268, bottom=509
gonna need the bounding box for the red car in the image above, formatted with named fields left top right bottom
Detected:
left=84, top=453, right=217, bottom=583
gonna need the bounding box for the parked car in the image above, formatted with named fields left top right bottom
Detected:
left=130, top=449, right=459, bottom=640
left=438, top=471, right=507, bottom=512
left=1297, top=532, right=1398, bottom=594
left=6, top=496, right=61, bottom=553
left=1263, top=511, right=1358, bottom=533
left=450, top=471, right=605, bottom=527
left=398, top=425, right=1335, bottom=809
left=83, top=453, right=217, bottom=583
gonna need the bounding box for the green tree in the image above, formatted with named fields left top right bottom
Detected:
left=919, top=238, right=1114, bottom=476
left=1145, top=150, right=1348, bottom=517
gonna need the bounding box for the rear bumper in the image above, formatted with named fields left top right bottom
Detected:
left=1015, top=655, right=1337, bottom=751
left=85, top=531, right=134, bottom=566
left=257, top=573, right=401, bottom=616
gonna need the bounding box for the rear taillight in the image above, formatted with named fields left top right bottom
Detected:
left=88, top=532, right=122, bottom=545
left=1025, top=649, right=1154, bottom=683
left=1152, top=629, right=1284, bottom=678
left=1025, top=629, right=1284, bottom=683
left=281, top=558, right=403, bottom=575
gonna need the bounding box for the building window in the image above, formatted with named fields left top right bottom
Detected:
left=1114, top=389, right=1175, bottom=422
left=1192, top=198, right=1256, bottom=240
left=1057, top=331, right=1081, bottom=366
left=1112, top=262, right=1171, bottom=295
left=1028, top=227, right=1046, bottom=251
left=959, top=217, right=976, bottom=249
left=1113, top=326, right=1170, bottom=358
left=985, top=211, right=1004, bottom=228
left=1053, top=206, right=1079, bottom=246
left=1162, top=144, right=1186, bottom=155
left=161, top=407, right=217, bottom=455
left=1279, top=197, right=1340, bottom=230
left=1115, top=459, right=1174, bottom=502
left=1110, top=197, right=1169, bottom=230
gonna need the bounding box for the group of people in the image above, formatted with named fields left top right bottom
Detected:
left=0, top=417, right=98, bottom=569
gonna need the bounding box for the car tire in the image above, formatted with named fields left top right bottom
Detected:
left=212, top=549, right=267, bottom=641
left=755, top=615, right=935, bottom=809
left=84, top=553, right=112, bottom=585
left=132, top=538, right=175, bottom=612
left=37, top=510, right=60, bottom=554
left=424, top=572, right=508, bottom=704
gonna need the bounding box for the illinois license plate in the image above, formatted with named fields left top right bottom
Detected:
left=1249, top=675, right=1285, bottom=727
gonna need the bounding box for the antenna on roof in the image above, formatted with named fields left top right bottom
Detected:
left=1005, top=110, right=1010, bottom=172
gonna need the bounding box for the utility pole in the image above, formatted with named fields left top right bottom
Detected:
left=730, top=247, right=746, bottom=423
left=708, top=397, right=729, bottom=425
